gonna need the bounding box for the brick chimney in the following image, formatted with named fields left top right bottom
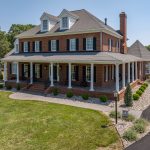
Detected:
left=120, top=12, right=127, bottom=54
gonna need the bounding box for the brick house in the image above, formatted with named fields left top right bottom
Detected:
left=2, top=9, right=143, bottom=100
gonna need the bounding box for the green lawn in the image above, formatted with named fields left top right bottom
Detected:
left=0, top=91, right=120, bottom=150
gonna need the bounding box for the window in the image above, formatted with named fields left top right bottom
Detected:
left=86, top=65, right=91, bottom=82
left=12, top=62, right=17, bottom=75
left=24, top=42, right=28, bottom=52
left=51, top=40, right=57, bottom=51
left=71, top=65, right=76, bottom=81
left=43, top=20, right=48, bottom=31
left=145, top=63, right=150, bottom=75
left=35, top=41, right=40, bottom=52
left=35, top=64, right=41, bottom=79
left=116, top=40, right=120, bottom=52
left=104, top=65, right=108, bottom=82
left=62, top=17, right=68, bottom=29
left=86, top=37, right=93, bottom=51
left=24, top=64, right=29, bottom=78
left=70, top=39, right=76, bottom=51
left=108, top=39, right=112, bottom=51
left=16, top=44, right=19, bottom=53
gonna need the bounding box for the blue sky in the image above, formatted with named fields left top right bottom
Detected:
left=0, top=0, right=150, bottom=46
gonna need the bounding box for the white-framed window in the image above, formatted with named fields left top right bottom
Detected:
left=35, top=41, right=40, bottom=52
left=62, top=17, right=68, bottom=29
left=24, top=64, right=29, bottom=78
left=116, top=40, right=120, bottom=52
left=43, top=20, right=48, bottom=31
left=86, top=37, right=93, bottom=51
left=16, top=44, right=19, bottom=53
left=35, top=64, right=41, bottom=79
left=51, top=40, right=57, bottom=51
left=145, top=63, right=150, bottom=75
left=86, top=65, right=91, bottom=82
left=12, top=62, right=17, bottom=75
left=70, top=39, right=76, bottom=51
left=104, top=65, right=108, bottom=82
left=24, top=42, right=28, bottom=52
left=71, top=65, right=76, bottom=81
left=108, top=39, right=112, bottom=51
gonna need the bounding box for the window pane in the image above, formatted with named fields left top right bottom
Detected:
left=35, top=41, right=40, bottom=52
left=35, top=64, right=40, bottom=79
left=24, top=42, right=28, bottom=52
left=70, top=39, right=76, bottom=51
left=71, top=65, right=76, bottom=81
left=12, top=63, right=17, bottom=74
left=86, top=38, right=93, bottom=50
left=24, top=64, right=28, bottom=78
left=51, top=40, right=57, bottom=51
left=43, top=20, right=48, bottom=31
left=62, top=17, right=68, bottom=28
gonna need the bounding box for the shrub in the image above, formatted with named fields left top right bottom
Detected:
left=133, top=123, right=145, bottom=133
left=0, top=83, right=4, bottom=89
left=139, top=87, right=145, bottom=92
left=0, top=72, right=3, bottom=80
left=123, top=128, right=137, bottom=141
left=133, top=94, right=140, bottom=101
left=109, top=111, right=121, bottom=119
left=6, top=84, right=12, bottom=90
left=124, top=84, right=133, bottom=107
left=66, top=91, right=74, bottom=98
left=135, top=118, right=148, bottom=126
left=141, top=85, right=146, bottom=90
left=122, top=114, right=135, bottom=122
left=143, top=83, right=148, bottom=87
left=52, top=88, right=59, bottom=96
left=99, top=95, right=108, bottom=103
left=81, top=93, right=89, bottom=100
left=136, top=90, right=143, bottom=96
left=16, top=83, right=20, bottom=91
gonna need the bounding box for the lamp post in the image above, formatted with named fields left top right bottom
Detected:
left=114, top=91, right=118, bottom=124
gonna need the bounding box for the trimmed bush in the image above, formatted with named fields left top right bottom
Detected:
left=133, top=94, right=140, bottom=101
left=136, top=90, right=143, bottom=96
left=139, top=87, right=145, bottom=92
left=99, top=95, right=108, bottom=103
left=81, top=94, right=89, bottom=100
left=124, top=84, right=133, bottom=107
left=0, top=83, right=4, bottom=89
left=133, top=123, right=145, bottom=133
left=109, top=111, right=121, bottom=119
left=141, top=85, right=146, bottom=90
left=122, top=114, right=135, bottom=122
left=6, top=84, right=12, bottom=90
left=123, top=128, right=137, bottom=141
left=0, top=72, right=3, bottom=80
left=143, top=83, right=148, bottom=87
left=52, top=88, right=59, bottom=96
left=16, top=83, right=20, bottom=91
left=66, top=91, right=74, bottom=98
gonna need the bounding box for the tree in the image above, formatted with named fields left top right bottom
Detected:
left=124, top=84, right=133, bottom=107
left=7, top=24, right=35, bottom=49
left=0, top=30, right=10, bottom=58
left=145, top=45, right=150, bottom=51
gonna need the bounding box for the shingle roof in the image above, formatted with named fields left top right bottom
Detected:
left=16, top=9, right=121, bottom=38
left=40, top=12, right=59, bottom=22
left=1, top=52, right=142, bottom=64
left=128, top=40, right=150, bottom=61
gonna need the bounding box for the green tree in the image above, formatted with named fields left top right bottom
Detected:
left=7, top=24, right=35, bottom=49
left=145, top=45, right=150, bottom=51
left=124, top=84, right=133, bottom=107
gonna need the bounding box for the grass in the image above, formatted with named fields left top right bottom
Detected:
left=0, top=91, right=120, bottom=150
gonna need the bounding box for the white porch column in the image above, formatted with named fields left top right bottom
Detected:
left=122, top=63, right=125, bottom=88
left=50, top=63, right=54, bottom=87
left=90, top=63, right=94, bottom=91
left=128, top=63, right=130, bottom=83
left=132, top=62, right=135, bottom=82
left=30, top=62, right=33, bottom=84
left=16, top=62, right=19, bottom=83
left=135, top=61, right=138, bottom=80
left=4, top=62, right=8, bottom=82
left=49, top=64, right=51, bottom=81
left=68, top=63, right=72, bottom=89
left=115, top=64, right=119, bottom=92
left=139, top=62, right=142, bottom=78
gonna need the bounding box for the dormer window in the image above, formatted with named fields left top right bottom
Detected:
left=62, top=17, right=68, bottom=29
left=43, top=20, right=48, bottom=31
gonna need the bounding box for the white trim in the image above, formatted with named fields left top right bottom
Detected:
left=35, top=41, right=40, bottom=52
left=51, top=40, right=57, bottom=52
left=90, top=63, right=94, bottom=91
left=86, top=37, right=93, bottom=51
left=30, top=62, right=33, bottom=84
left=68, top=63, right=72, bottom=88
left=14, top=39, right=19, bottom=53
left=16, top=62, right=19, bottom=83
left=50, top=63, right=54, bottom=87
left=70, top=39, right=76, bottom=51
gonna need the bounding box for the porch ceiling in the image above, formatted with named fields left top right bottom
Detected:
left=1, top=52, right=142, bottom=64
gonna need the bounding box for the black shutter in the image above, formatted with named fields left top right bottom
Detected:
left=28, top=64, right=30, bottom=78
left=75, top=66, right=79, bottom=81
left=94, top=66, right=96, bottom=82
left=111, top=39, right=113, bottom=51
left=93, top=37, right=96, bottom=50
left=82, top=66, right=86, bottom=82
left=40, top=65, right=42, bottom=78
left=32, top=42, right=35, bottom=52
left=48, top=40, right=51, bottom=51
left=22, top=64, right=24, bottom=78
left=67, top=39, right=70, bottom=51
left=28, top=42, right=30, bottom=52
left=57, top=40, right=59, bottom=51
left=66, top=65, right=68, bottom=81
left=21, top=42, right=24, bottom=52
left=40, top=41, right=42, bottom=52
left=76, top=39, right=79, bottom=51
left=83, top=38, right=86, bottom=50
left=10, top=63, right=12, bottom=74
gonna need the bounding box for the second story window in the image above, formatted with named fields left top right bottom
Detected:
left=35, top=41, right=40, bottom=52
left=24, top=42, right=28, bottom=52
left=70, top=39, right=76, bottom=51
left=86, top=37, right=93, bottom=51
left=43, top=20, right=48, bottom=31
left=62, top=17, right=68, bottom=29
left=108, top=39, right=112, bottom=51
left=51, top=40, right=57, bottom=51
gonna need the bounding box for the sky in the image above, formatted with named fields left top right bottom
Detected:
left=0, top=0, right=150, bottom=46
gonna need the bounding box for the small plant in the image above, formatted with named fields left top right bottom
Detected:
left=133, top=94, right=140, bottom=101
left=99, top=95, right=108, bottom=103
left=124, top=84, right=133, bottom=107
left=66, top=91, right=74, bottom=98
left=0, top=83, right=4, bottom=89
left=6, top=84, right=12, bottom=90
left=135, top=118, right=148, bottom=126
left=52, top=88, right=59, bottom=96
left=136, top=90, right=143, bottom=96
left=133, top=122, right=145, bottom=133
left=109, top=111, right=121, bottom=119
left=0, top=71, right=3, bottom=80
left=143, top=83, right=148, bottom=87
left=122, top=114, right=135, bottom=122
left=123, top=128, right=137, bottom=141
left=16, top=83, right=20, bottom=91
left=139, top=87, right=145, bottom=92
left=141, top=85, right=146, bottom=90
left=81, top=93, right=89, bottom=100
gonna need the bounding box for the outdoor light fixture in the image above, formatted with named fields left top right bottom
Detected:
left=113, top=91, right=118, bottom=124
